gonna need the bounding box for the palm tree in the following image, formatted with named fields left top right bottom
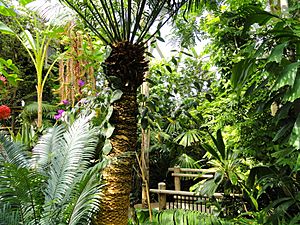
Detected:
left=0, top=116, right=104, bottom=224
left=56, top=0, right=211, bottom=224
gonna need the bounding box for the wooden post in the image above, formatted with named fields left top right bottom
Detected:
left=158, top=182, right=166, bottom=210
left=141, top=72, right=150, bottom=208
left=174, top=166, right=181, bottom=191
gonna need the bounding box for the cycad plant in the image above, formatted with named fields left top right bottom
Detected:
left=56, top=0, right=206, bottom=224
left=0, top=116, right=104, bottom=225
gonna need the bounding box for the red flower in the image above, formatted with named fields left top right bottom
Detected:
left=0, top=105, right=11, bottom=120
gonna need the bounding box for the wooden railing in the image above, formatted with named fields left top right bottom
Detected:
left=168, top=166, right=215, bottom=191
left=150, top=166, right=242, bottom=211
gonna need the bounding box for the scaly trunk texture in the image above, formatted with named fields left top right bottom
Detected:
left=95, top=91, right=137, bottom=225
left=94, top=41, right=148, bottom=225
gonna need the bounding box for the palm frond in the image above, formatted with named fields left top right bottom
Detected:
left=26, top=0, right=75, bottom=26
left=0, top=204, right=20, bottom=225
left=31, top=125, right=66, bottom=171
left=0, top=133, right=30, bottom=168
left=0, top=164, right=45, bottom=225
left=21, top=102, right=57, bottom=117
left=175, top=153, right=200, bottom=169
left=59, top=0, right=185, bottom=45
left=41, top=116, right=98, bottom=217
left=66, top=162, right=104, bottom=225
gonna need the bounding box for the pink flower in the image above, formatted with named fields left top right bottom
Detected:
left=54, top=109, right=65, bottom=120
left=54, top=114, right=62, bottom=120
left=62, top=100, right=69, bottom=105
left=0, top=105, right=11, bottom=119
left=78, top=79, right=85, bottom=87
left=0, top=76, right=7, bottom=85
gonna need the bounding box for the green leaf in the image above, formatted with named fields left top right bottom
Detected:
left=294, top=154, right=300, bottom=172
left=243, top=6, right=278, bottom=31
left=272, top=123, right=293, bottom=142
left=165, top=65, right=172, bottom=73
left=272, top=62, right=300, bottom=92
left=19, top=0, right=34, bottom=5
left=156, top=36, right=165, bottom=42
left=202, top=143, right=221, bottom=161
left=231, top=59, right=255, bottom=94
left=0, top=21, right=14, bottom=35
left=268, top=42, right=288, bottom=63
left=284, top=73, right=300, bottom=102
left=102, top=139, right=112, bottom=155
left=0, top=6, right=17, bottom=17
left=289, top=114, right=300, bottom=149
left=249, top=196, right=259, bottom=211
left=200, top=179, right=219, bottom=196
left=110, top=89, right=123, bottom=103
left=228, top=171, right=238, bottom=185
left=20, top=30, right=36, bottom=51
left=216, top=129, right=226, bottom=159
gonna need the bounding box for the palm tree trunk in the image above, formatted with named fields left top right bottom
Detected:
left=94, top=91, right=138, bottom=225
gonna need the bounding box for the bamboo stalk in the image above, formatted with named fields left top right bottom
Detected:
left=135, top=152, right=152, bottom=222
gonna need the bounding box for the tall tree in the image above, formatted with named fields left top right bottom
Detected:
left=57, top=0, right=211, bottom=224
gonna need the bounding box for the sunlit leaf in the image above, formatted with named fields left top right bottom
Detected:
left=102, top=139, right=112, bottom=155
left=272, top=62, right=300, bottom=92
left=20, top=30, right=36, bottom=51
left=0, top=21, right=14, bottom=35
left=268, top=42, right=288, bottom=63
left=289, top=114, right=300, bottom=149
left=110, top=89, right=123, bottom=103
left=0, top=6, right=16, bottom=17
left=284, top=73, right=300, bottom=102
